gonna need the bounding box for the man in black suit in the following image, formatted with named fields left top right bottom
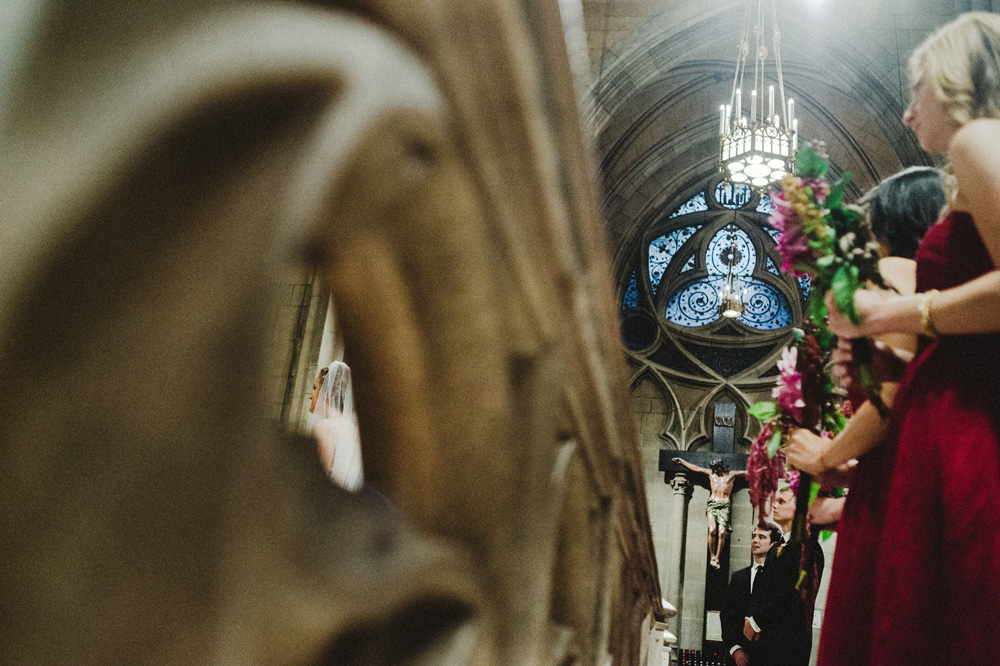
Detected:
left=743, top=485, right=826, bottom=666
left=722, top=523, right=781, bottom=666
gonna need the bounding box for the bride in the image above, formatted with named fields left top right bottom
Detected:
left=308, top=361, right=364, bottom=492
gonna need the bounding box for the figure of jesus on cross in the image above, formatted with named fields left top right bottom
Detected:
left=672, top=457, right=745, bottom=570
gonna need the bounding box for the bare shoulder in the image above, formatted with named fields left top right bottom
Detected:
left=951, top=119, right=1000, bottom=168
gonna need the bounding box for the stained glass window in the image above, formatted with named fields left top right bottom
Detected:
left=799, top=275, right=811, bottom=300
left=649, top=225, right=700, bottom=292
left=631, top=178, right=805, bottom=350
left=706, top=226, right=755, bottom=276
left=714, top=182, right=753, bottom=209
left=668, top=191, right=708, bottom=218
left=622, top=270, right=639, bottom=310
left=757, top=193, right=773, bottom=214
left=742, top=280, right=793, bottom=330
left=664, top=276, right=792, bottom=331
left=664, top=278, right=724, bottom=327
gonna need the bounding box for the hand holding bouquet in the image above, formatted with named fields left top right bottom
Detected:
left=770, top=142, right=895, bottom=415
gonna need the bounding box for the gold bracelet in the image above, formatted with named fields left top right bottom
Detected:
left=917, top=289, right=939, bottom=339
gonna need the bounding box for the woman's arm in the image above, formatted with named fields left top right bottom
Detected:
left=829, top=271, right=1000, bottom=339
left=830, top=121, right=1000, bottom=340
left=785, top=392, right=895, bottom=476
left=788, top=256, right=916, bottom=475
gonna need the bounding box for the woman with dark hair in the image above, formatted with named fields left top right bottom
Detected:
left=787, top=167, right=944, bottom=490
left=863, top=166, right=946, bottom=260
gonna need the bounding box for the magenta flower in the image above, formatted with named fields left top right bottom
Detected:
left=786, top=468, right=800, bottom=496
left=803, top=178, right=830, bottom=205
left=770, top=199, right=812, bottom=277
left=773, top=346, right=806, bottom=423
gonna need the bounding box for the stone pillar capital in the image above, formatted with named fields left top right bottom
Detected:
left=668, top=472, right=691, bottom=496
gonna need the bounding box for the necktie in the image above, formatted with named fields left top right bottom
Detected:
left=751, top=564, right=763, bottom=593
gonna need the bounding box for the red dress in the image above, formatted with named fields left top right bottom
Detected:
left=817, top=211, right=1000, bottom=666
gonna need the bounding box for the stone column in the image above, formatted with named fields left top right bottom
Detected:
left=663, top=472, right=690, bottom=640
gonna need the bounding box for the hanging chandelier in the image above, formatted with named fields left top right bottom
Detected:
left=717, top=240, right=747, bottom=319
left=719, top=0, right=797, bottom=189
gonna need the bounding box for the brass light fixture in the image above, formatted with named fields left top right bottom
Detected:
left=718, top=0, right=797, bottom=189
left=717, top=241, right=747, bottom=318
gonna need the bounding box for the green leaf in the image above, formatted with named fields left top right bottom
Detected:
left=822, top=408, right=848, bottom=435
left=808, top=288, right=827, bottom=328
left=808, top=481, right=821, bottom=506
left=816, top=254, right=837, bottom=268
left=795, top=569, right=808, bottom=591
left=748, top=401, right=778, bottom=423
left=794, top=145, right=829, bottom=179
left=831, top=263, right=860, bottom=324
left=767, top=427, right=783, bottom=458
left=825, top=172, right=852, bottom=209
left=841, top=206, right=863, bottom=231
left=826, top=188, right=844, bottom=211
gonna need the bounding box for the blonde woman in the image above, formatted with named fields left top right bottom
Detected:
left=808, top=13, right=1000, bottom=666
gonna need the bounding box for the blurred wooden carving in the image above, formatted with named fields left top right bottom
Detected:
left=0, top=1, right=663, bottom=664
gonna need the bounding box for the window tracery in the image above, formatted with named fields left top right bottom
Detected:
left=619, top=175, right=807, bottom=380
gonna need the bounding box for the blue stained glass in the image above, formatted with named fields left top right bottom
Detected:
left=664, top=278, right=723, bottom=327
left=649, top=225, right=700, bottom=292
left=742, top=280, right=793, bottom=330
left=665, top=276, right=792, bottom=330
left=799, top=275, right=812, bottom=300
left=668, top=191, right=708, bottom=218
left=715, top=182, right=753, bottom=209
left=623, top=270, right=639, bottom=310
left=767, top=256, right=781, bottom=275
left=707, top=226, right=756, bottom=276
left=765, top=225, right=781, bottom=242
left=681, top=254, right=696, bottom=272
left=757, top=193, right=773, bottom=214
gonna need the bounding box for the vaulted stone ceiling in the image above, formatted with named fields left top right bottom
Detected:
left=580, top=0, right=996, bottom=270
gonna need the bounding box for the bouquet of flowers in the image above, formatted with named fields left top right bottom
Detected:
left=769, top=142, right=894, bottom=415
left=747, top=324, right=846, bottom=603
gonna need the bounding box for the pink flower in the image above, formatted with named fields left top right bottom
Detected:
left=773, top=346, right=806, bottom=422
left=770, top=199, right=812, bottom=277
left=803, top=178, right=830, bottom=205
left=786, top=468, right=800, bottom=496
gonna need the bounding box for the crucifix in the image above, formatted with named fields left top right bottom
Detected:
left=658, top=402, right=747, bottom=570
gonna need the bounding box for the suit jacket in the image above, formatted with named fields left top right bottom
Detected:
left=747, top=539, right=825, bottom=666
left=721, top=565, right=756, bottom=661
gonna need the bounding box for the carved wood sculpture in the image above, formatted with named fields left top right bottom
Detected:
left=0, top=1, right=662, bottom=664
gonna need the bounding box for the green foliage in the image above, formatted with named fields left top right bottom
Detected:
left=748, top=401, right=778, bottom=423
left=825, top=172, right=852, bottom=210
left=795, top=145, right=829, bottom=179
left=808, top=481, right=822, bottom=506
left=821, top=404, right=848, bottom=434
left=767, top=427, right=783, bottom=458
left=831, top=263, right=861, bottom=324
